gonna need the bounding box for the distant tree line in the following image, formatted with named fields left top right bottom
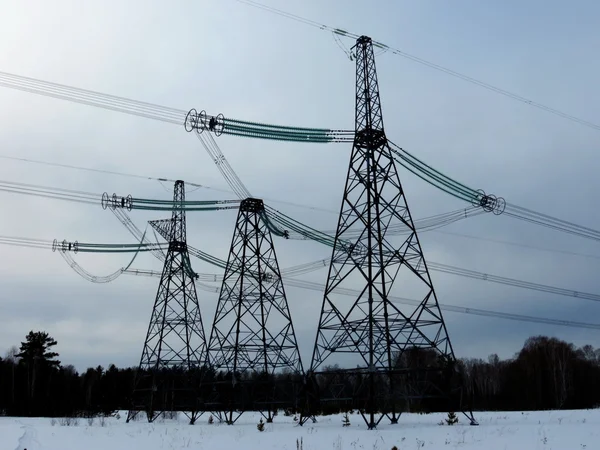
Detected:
left=460, top=336, right=600, bottom=411
left=0, top=331, right=598, bottom=417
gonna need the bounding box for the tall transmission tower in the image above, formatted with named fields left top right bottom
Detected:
left=127, top=180, right=207, bottom=424
left=307, top=36, right=476, bottom=429
left=203, top=198, right=305, bottom=424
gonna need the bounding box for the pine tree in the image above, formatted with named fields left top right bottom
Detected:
left=16, top=331, right=60, bottom=412
left=342, top=412, right=351, bottom=427
left=16, top=331, right=60, bottom=365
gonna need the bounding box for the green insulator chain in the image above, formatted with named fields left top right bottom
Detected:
left=388, top=141, right=507, bottom=215
left=184, top=108, right=354, bottom=143
left=259, top=210, right=290, bottom=238
left=52, top=238, right=167, bottom=255
left=371, top=142, right=600, bottom=244
left=387, top=142, right=600, bottom=243
left=101, top=192, right=241, bottom=212
left=187, top=245, right=229, bottom=270
left=263, top=206, right=338, bottom=247
left=272, top=206, right=483, bottom=241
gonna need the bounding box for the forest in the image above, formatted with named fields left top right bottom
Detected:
left=0, top=331, right=599, bottom=418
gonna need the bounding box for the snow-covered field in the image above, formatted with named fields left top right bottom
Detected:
left=2, top=409, right=599, bottom=450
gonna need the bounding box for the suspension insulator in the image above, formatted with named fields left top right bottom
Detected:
left=493, top=197, right=506, bottom=215
left=483, top=194, right=497, bottom=213
left=198, top=110, right=207, bottom=134
left=215, top=113, right=225, bottom=137
left=101, top=192, right=109, bottom=210
left=472, top=189, right=486, bottom=208
left=184, top=108, right=198, bottom=132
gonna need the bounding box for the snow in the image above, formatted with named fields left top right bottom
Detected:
left=1, top=410, right=599, bottom=450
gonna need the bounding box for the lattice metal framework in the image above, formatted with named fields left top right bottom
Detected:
left=204, top=198, right=305, bottom=424
left=127, top=180, right=207, bottom=424
left=307, top=36, right=476, bottom=429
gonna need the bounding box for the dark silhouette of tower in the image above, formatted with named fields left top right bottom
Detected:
left=127, top=180, right=207, bottom=424
left=307, top=36, right=475, bottom=429
left=203, top=198, right=305, bottom=424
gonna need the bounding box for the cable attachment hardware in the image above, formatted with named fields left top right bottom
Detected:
left=215, top=113, right=225, bottom=136
left=184, top=108, right=199, bottom=132
left=185, top=108, right=206, bottom=133
left=471, top=189, right=506, bottom=215
left=58, top=239, right=79, bottom=253
left=101, top=192, right=109, bottom=210
left=185, top=108, right=225, bottom=136
left=259, top=271, right=275, bottom=284
left=102, top=192, right=133, bottom=211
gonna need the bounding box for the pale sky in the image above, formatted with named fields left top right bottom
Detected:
left=0, top=0, right=599, bottom=371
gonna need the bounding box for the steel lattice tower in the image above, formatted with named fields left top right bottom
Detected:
left=307, top=36, right=475, bottom=429
left=127, top=180, right=207, bottom=424
left=203, top=198, right=305, bottom=424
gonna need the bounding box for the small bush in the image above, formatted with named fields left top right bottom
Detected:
left=342, top=412, right=351, bottom=427
left=164, top=410, right=179, bottom=420
left=446, top=411, right=458, bottom=426
left=257, top=418, right=265, bottom=432
left=59, top=417, right=80, bottom=427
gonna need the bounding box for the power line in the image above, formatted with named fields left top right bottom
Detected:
left=33, top=223, right=600, bottom=304
left=0, top=152, right=338, bottom=214
left=388, top=141, right=600, bottom=244
left=432, top=229, right=600, bottom=262
left=284, top=278, right=600, bottom=331
left=5, top=152, right=600, bottom=264
left=4, top=70, right=599, bottom=245
left=122, top=268, right=600, bottom=331
left=0, top=71, right=353, bottom=142
left=6, top=149, right=600, bottom=261
left=4, top=70, right=600, bottom=259
left=234, top=0, right=600, bottom=132
left=0, top=154, right=210, bottom=188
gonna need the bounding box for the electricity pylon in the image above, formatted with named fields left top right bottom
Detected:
left=127, top=180, right=207, bottom=424
left=203, top=198, right=305, bottom=424
left=307, top=36, right=476, bottom=429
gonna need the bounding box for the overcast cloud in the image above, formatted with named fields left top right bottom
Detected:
left=0, top=0, right=599, bottom=371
